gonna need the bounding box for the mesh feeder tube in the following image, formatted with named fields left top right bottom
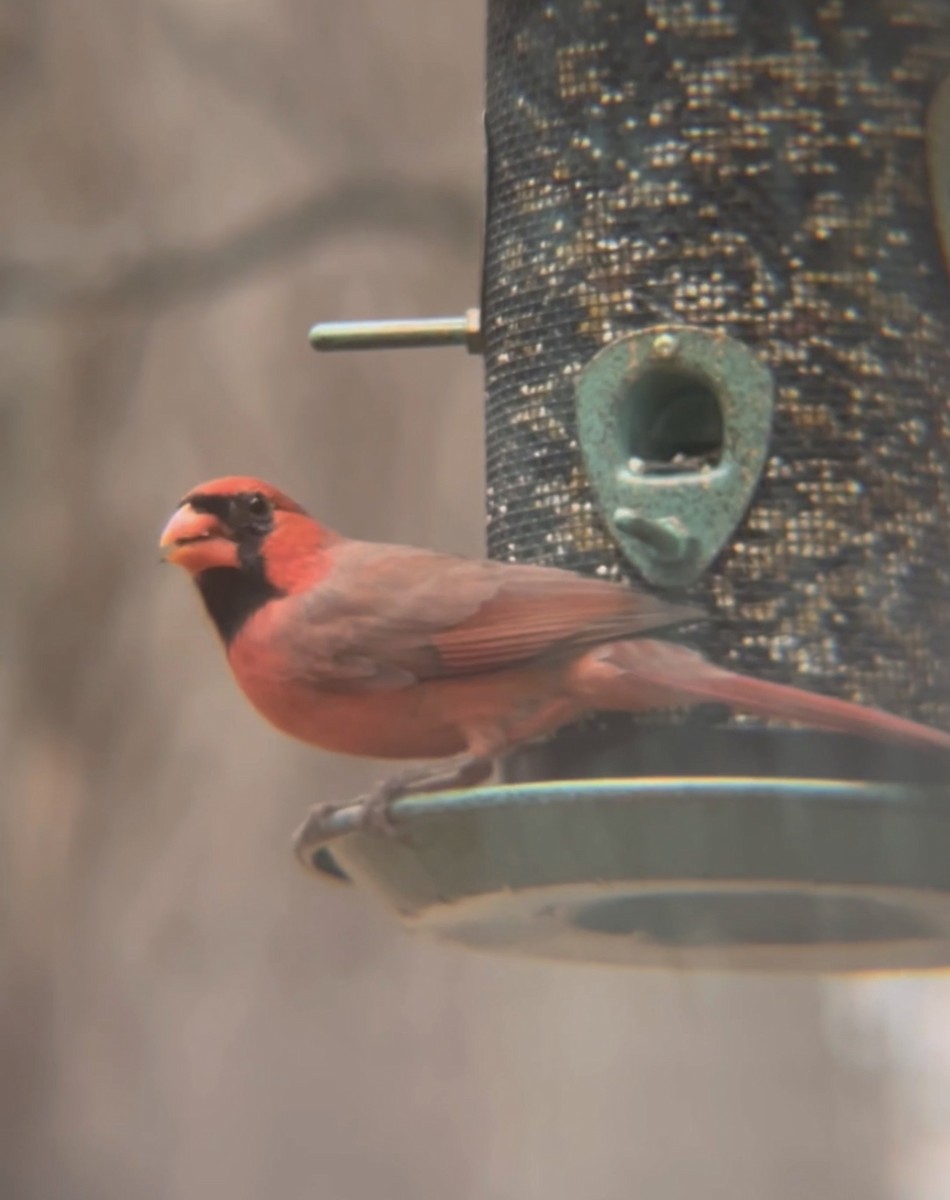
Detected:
left=482, top=0, right=950, bottom=787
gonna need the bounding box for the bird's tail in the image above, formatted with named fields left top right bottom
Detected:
left=571, top=639, right=950, bottom=754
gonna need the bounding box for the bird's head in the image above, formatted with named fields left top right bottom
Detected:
left=160, top=477, right=334, bottom=639
left=160, top=476, right=310, bottom=572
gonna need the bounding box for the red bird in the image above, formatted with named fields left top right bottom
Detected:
left=161, top=476, right=950, bottom=862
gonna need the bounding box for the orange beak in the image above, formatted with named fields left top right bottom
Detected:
left=160, top=503, right=238, bottom=572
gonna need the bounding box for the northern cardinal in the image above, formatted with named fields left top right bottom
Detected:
left=161, top=476, right=950, bottom=861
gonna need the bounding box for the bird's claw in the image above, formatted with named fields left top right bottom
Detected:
left=292, top=802, right=345, bottom=868
left=292, top=782, right=404, bottom=870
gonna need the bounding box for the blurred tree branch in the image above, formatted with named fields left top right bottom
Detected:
left=0, top=178, right=481, bottom=317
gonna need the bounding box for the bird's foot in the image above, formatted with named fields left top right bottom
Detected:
left=291, top=780, right=405, bottom=869
left=292, top=802, right=348, bottom=868
left=353, top=777, right=405, bottom=837
left=292, top=754, right=495, bottom=870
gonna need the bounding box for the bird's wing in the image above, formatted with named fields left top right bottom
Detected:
left=287, top=541, right=702, bottom=690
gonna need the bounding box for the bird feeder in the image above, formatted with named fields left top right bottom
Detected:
left=303, top=0, right=950, bottom=972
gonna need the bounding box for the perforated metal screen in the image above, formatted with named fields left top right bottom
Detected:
left=482, top=0, right=950, bottom=757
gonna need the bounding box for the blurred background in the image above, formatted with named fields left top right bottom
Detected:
left=4, top=1, right=950, bottom=1197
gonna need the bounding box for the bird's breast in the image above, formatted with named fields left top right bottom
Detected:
left=224, top=615, right=463, bottom=758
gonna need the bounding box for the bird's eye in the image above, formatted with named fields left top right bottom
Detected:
left=246, top=493, right=269, bottom=518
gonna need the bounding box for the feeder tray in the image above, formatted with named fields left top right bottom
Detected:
left=303, top=764, right=950, bottom=973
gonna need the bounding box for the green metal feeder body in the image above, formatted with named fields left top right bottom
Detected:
left=308, top=0, right=950, bottom=972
